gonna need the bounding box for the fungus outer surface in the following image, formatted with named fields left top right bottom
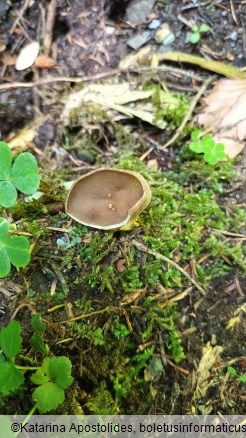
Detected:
left=65, top=169, right=150, bottom=230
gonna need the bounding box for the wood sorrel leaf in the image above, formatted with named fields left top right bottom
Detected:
left=203, top=142, right=226, bottom=165
left=5, top=235, right=30, bottom=268
left=0, top=217, right=10, bottom=239
left=0, top=217, right=30, bottom=277
left=0, top=142, right=12, bottom=180
left=0, top=181, right=17, bottom=208
left=0, top=246, right=11, bottom=277
left=11, top=152, right=40, bottom=194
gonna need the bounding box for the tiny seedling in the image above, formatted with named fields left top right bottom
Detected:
left=0, top=217, right=30, bottom=278
left=189, top=130, right=227, bottom=165
left=0, top=319, right=73, bottom=413
left=0, top=141, right=40, bottom=208
left=227, top=366, right=246, bottom=383
left=189, top=23, right=209, bottom=44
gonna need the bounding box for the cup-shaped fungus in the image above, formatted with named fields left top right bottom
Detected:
left=65, top=168, right=151, bottom=230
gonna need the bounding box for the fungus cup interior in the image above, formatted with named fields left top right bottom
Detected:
left=65, top=168, right=151, bottom=230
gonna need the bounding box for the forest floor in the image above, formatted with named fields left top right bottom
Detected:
left=0, top=0, right=245, bottom=415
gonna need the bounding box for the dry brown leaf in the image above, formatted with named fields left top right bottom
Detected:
left=34, top=55, right=58, bottom=69
left=7, top=127, right=37, bottom=152
left=192, top=342, right=223, bottom=403
left=195, top=79, right=246, bottom=157
left=120, top=289, right=145, bottom=306
left=1, top=52, right=16, bottom=66
left=0, top=39, right=6, bottom=52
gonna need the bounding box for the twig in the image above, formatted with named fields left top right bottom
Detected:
left=130, top=65, right=205, bottom=82
left=52, top=305, right=115, bottom=324
left=159, top=76, right=214, bottom=150
left=166, top=358, right=189, bottom=375
left=10, top=0, right=32, bottom=34
left=229, top=0, right=238, bottom=25
left=10, top=303, right=35, bottom=320
left=211, top=228, right=246, bottom=239
left=0, top=69, right=121, bottom=91
left=44, top=0, right=57, bottom=54
left=132, top=240, right=207, bottom=296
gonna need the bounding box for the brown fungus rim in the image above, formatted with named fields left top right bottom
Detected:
left=65, top=168, right=151, bottom=230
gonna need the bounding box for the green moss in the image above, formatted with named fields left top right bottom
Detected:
left=152, top=86, right=190, bottom=130
left=85, top=382, right=119, bottom=414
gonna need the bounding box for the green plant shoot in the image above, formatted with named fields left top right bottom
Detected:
left=0, top=217, right=30, bottom=278
left=189, top=130, right=227, bottom=165
left=227, top=366, right=246, bottom=383
left=0, top=141, right=40, bottom=208
left=189, top=23, right=209, bottom=44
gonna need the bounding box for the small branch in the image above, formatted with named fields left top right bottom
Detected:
left=43, top=0, right=57, bottom=54
left=211, top=228, right=246, bottom=239
left=159, top=76, right=214, bottom=150
left=10, top=0, right=32, bottom=34
left=132, top=240, right=207, bottom=296
left=54, top=306, right=115, bottom=324
left=0, top=69, right=121, bottom=91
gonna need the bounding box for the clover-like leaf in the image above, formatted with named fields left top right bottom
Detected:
left=203, top=142, right=226, bottom=165
left=32, top=382, right=64, bottom=413
left=200, top=23, right=209, bottom=33
left=5, top=235, right=30, bottom=267
left=0, top=247, right=10, bottom=277
left=191, top=130, right=201, bottom=142
left=0, top=181, right=17, bottom=208
left=190, top=33, right=200, bottom=44
left=0, top=217, right=10, bottom=240
left=189, top=140, right=204, bottom=153
left=0, top=142, right=12, bottom=180
left=0, top=142, right=40, bottom=207
left=11, top=152, right=40, bottom=194
left=0, top=217, right=30, bottom=278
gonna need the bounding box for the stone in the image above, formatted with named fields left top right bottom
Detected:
left=155, top=23, right=171, bottom=44
left=148, top=19, right=161, bottom=30
left=125, top=0, right=155, bottom=25
left=162, top=33, right=175, bottom=46
left=127, top=31, right=152, bottom=50
left=229, top=31, right=238, bottom=41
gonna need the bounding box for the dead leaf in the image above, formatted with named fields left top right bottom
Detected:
left=195, top=79, right=246, bottom=157
left=7, top=127, right=38, bottom=152
left=119, top=46, right=153, bottom=70
left=120, top=289, right=145, bottom=306
left=34, top=55, right=57, bottom=69
left=15, top=41, right=40, bottom=71
left=1, top=52, right=16, bottom=66
left=147, top=159, right=159, bottom=171
left=62, top=82, right=154, bottom=125
left=192, top=342, right=223, bottom=403
left=116, top=259, right=126, bottom=272
left=0, top=39, right=6, bottom=52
